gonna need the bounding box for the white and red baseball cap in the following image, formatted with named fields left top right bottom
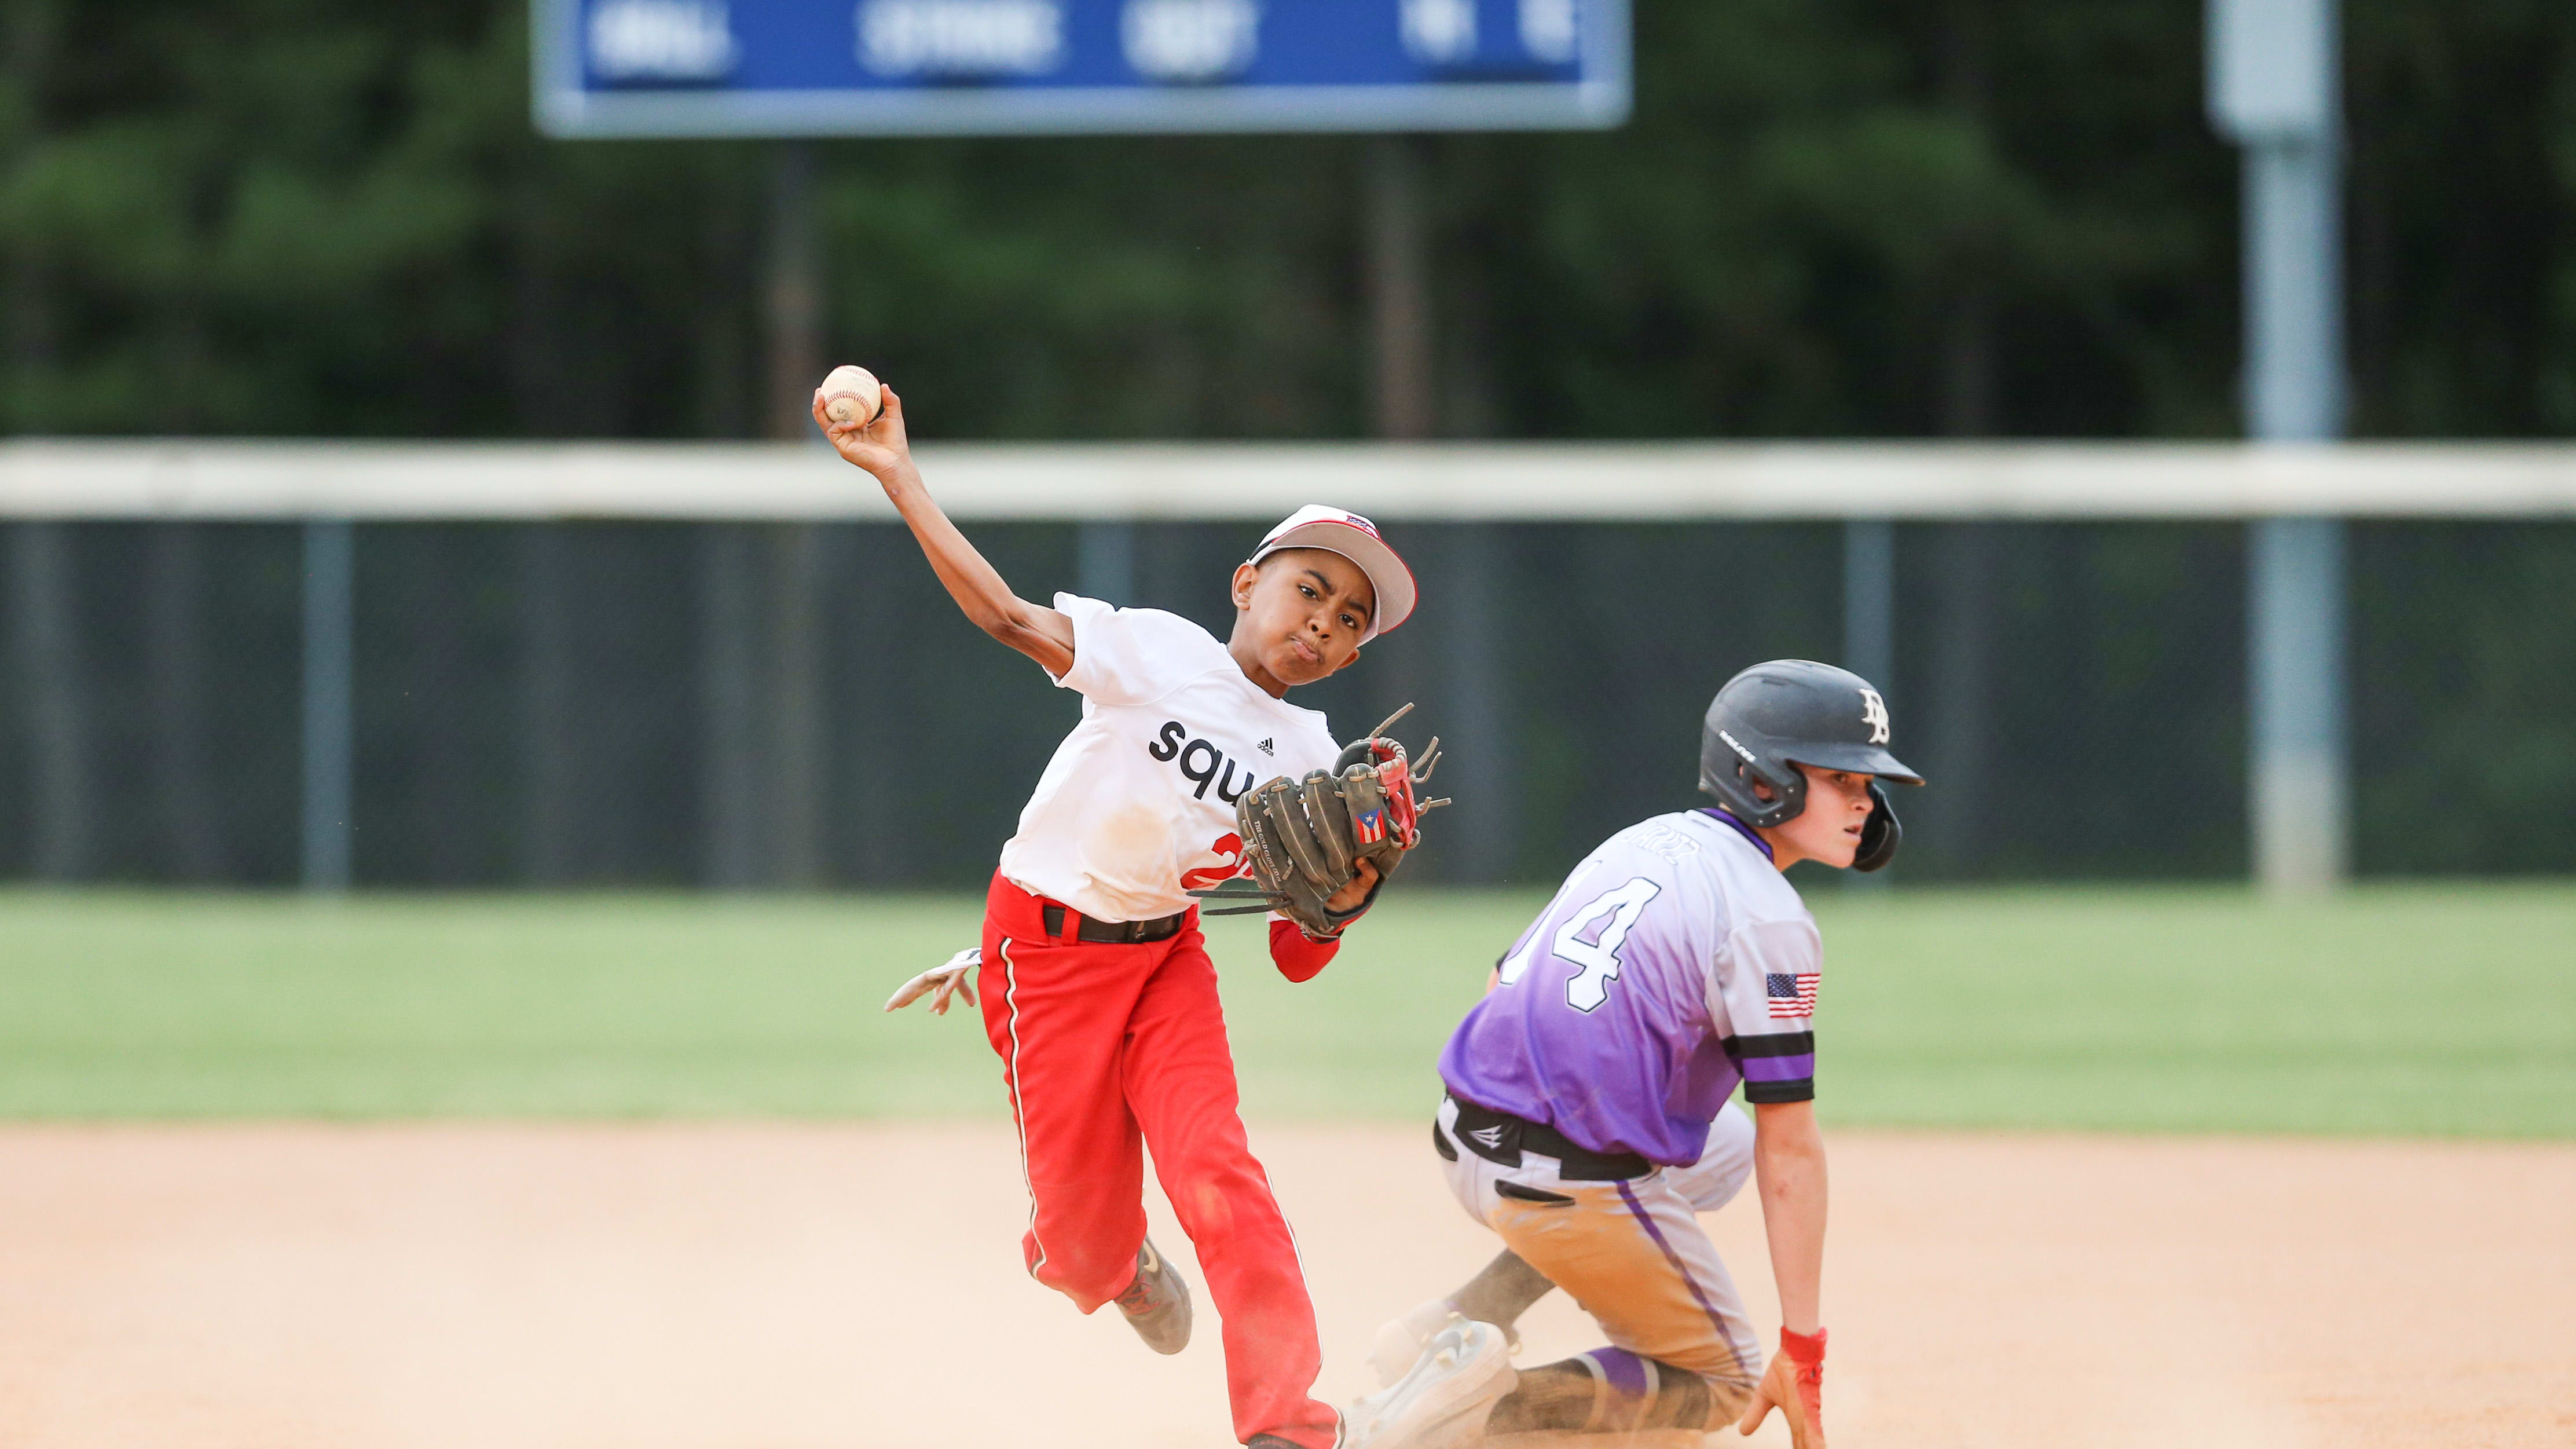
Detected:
left=1246, top=504, right=1417, bottom=642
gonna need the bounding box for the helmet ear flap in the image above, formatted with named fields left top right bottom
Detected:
left=1744, top=760, right=1807, bottom=826
left=1852, top=780, right=1901, bottom=872
left=1696, top=717, right=1805, bottom=827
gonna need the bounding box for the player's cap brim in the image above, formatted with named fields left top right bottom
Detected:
left=1248, top=507, right=1417, bottom=642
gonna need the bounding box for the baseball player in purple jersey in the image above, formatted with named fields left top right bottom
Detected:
left=1345, top=661, right=1921, bottom=1449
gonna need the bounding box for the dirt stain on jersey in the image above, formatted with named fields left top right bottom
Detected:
left=1079, top=803, right=1180, bottom=919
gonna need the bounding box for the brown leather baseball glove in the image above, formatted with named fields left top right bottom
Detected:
left=1190, top=705, right=1447, bottom=939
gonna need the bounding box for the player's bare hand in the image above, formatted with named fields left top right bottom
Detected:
left=885, top=946, right=980, bottom=1015
left=814, top=383, right=914, bottom=489
left=1322, top=857, right=1380, bottom=916
left=1737, top=1329, right=1826, bottom=1447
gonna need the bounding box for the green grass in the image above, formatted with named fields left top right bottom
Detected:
left=0, top=884, right=2569, bottom=1136
left=1810, top=884, right=2576, bottom=1136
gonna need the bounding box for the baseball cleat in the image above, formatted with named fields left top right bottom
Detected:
left=1345, top=1318, right=1517, bottom=1449
left=1371, top=1299, right=1521, bottom=1389
left=1113, top=1237, right=1192, bottom=1355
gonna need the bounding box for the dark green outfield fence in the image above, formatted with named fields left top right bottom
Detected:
left=9, top=0, right=2576, bottom=889
left=3, top=517, right=2570, bottom=888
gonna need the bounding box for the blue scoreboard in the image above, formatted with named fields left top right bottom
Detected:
left=533, top=0, right=1629, bottom=137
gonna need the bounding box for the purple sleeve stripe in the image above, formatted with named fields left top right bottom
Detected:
left=1740, top=1054, right=1816, bottom=1083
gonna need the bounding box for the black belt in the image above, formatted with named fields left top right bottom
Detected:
left=1442, top=1095, right=1652, bottom=1182
left=1041, top=902, right=1189, bottom=945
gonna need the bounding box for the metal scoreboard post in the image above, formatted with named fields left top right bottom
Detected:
left=533, top=0, right=1632, bottom=137
left=2208, top=0, right=2350, bottom=896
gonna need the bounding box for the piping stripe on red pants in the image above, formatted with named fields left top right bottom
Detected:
left=977, top=871, right=1340, bottom=1449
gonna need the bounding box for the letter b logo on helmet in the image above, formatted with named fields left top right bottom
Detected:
left=1858, top=686, right=1891, bottom=745
left=1698, top=661, right=1924, bottom=872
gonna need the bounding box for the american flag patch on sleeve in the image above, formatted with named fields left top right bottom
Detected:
left=1765, top=972, right=1820, bottom=1019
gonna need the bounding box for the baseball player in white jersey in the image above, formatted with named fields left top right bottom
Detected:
left=824, top=380, right=1429, bottom=1449
left=1348, top=660, right=1921, bottom=1449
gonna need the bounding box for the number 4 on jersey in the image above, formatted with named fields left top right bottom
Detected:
left=1496, top=875, right=1663, bottom=1012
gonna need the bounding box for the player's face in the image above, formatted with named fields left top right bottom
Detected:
left=1772, top=764, right=1876, bottom=869
left=1231, top=549, right=1375, bottom=687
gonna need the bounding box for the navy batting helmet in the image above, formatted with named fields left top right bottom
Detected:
left=1698, top=660, right=1924, bottom=872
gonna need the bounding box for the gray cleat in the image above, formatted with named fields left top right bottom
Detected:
left=1114, top=1237, right=1192, bottom=1355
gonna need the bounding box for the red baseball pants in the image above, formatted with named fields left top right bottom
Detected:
left=977, top=873, right=1338, bottom=1449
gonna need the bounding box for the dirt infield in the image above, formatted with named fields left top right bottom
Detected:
left=1, top=1124, right=2567, bottom=1448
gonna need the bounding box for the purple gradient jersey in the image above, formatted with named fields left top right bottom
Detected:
left=1437, top=810, right=1824, bottom=1167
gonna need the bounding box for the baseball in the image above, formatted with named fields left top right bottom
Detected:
left=819, top=365, right=882, bottom=426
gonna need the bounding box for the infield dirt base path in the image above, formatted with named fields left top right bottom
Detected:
left=0, top=1125, right=2568, bottom=1449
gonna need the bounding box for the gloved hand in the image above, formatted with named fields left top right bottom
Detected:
left=884, top=947, right=981, bottom=1015
left=1737, top=1326, right=1825, bottom=1447
left=1190, top=704, right=1446, bottom=940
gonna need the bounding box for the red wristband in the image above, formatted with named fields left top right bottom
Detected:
left=1779, top=1326, right=1827, bottom=1365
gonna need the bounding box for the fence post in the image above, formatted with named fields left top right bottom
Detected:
left=2210, top=0, right=2349, bottom=891
left=772, top=522, right=827, bottom=887
left=1078, top=520, right=1136, bottom=606
left=301, top=519, right=354, bottom=891
left=1842, top=519, right=1896, bottom=889
left=2249, top=517, right=2348, bottom=888
left=516, top=526, right=578, bottom=883
left=11, top=522, right=88, bottom=880
left=146, top=523, right=222, bottom=879
left=1442, top=523, right=1514, bottom=881
left=701, top=525, right=766, bottom=888
left=1842, top=520, right=1896, bottom=692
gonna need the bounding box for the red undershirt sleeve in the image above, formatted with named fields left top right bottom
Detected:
left=1267, top=919, right=1340, bottom=983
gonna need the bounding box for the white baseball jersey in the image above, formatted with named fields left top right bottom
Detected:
left=996, top=594, right=1342, bottom=924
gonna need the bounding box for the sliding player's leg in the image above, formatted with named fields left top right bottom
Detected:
left=1371, top=1101, right=1759, bottom=1389
left=1436, top=1106, right=1763, bottom=1437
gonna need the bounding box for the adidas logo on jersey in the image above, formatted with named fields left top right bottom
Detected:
left=1257, top=738, right=1274, bottom=756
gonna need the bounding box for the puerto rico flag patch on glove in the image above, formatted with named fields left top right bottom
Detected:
left=1354, top=807, right=1386, bottom=846
left=1765, top=972, right=1820, bottom=1019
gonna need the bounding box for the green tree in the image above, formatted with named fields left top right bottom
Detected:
left=5, top=0, right=2575, bottom=442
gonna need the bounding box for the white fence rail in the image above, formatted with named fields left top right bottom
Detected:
left=4, top=439, right=2576, bottom=519
left=8, top=439, right=2572, bottom=894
